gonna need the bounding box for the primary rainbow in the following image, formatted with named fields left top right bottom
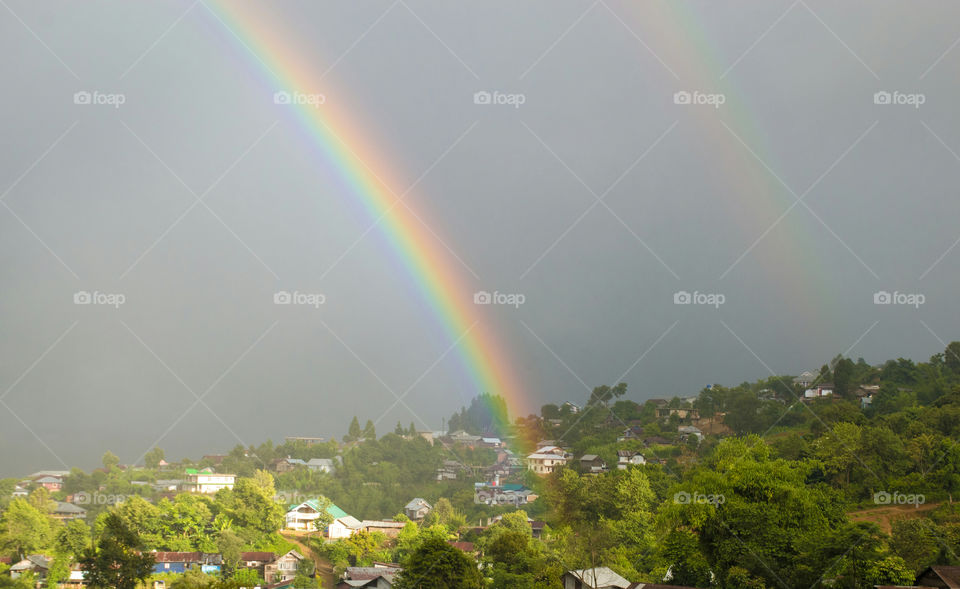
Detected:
left=201, top=2, right=528, bottom=431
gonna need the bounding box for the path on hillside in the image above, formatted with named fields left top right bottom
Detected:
left=280, top=531, right=336, bottom=588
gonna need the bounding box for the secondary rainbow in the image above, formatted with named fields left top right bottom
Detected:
left=201, top=2, right=529, bottom=430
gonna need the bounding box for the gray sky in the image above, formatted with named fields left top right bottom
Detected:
left=2, top=0, right=960, bottom=476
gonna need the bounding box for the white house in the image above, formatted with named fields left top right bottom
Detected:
left=561, top=567, right=631, bottom=589
left=804, top=384, right=834, bottom=400
left=404, top=498, right=432, bottom=521
left=527, top=446, right=570, bottom=475
left=183, top=470, right=235, bottom=494
left=327, top=515, right=363, bottom=539
left=616, top=450, right=646, bottom=470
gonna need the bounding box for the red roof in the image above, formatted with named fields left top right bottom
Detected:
left=0, top=556, right=11, bottom=565
left=448, top=541, right=475, bottom=552
left=240, top=552, right=275, bottom=562
left=152, top=552, right=202, bottom=563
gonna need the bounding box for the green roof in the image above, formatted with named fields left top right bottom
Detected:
left=290, top=498, right=348, bottom=520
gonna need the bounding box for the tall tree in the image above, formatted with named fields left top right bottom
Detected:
left=0, top=499, right=53, bottom=557
left=101, top=451, right=120, bottom=471
left=346, top=416, right=362, bottom=442
left=393, top=536, right=483, bottom=589
left=363, top=420, right=376, bottom=440
left=144, top=447, right=165, bottom=469
left=79, top=513, right=154, bottom=589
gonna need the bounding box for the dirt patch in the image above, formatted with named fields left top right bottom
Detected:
left=848, top=502, right=940, bottom=534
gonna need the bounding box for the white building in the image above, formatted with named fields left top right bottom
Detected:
left=183, top=470, right=235, bottom=494
left=527, top=446, right=570, bottom=475
left=616, top=450, right=646, bottom=470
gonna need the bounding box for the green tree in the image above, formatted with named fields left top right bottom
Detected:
left=55, top=519, right=91, bottom=558
left=217, top=529, right=244, bottom=578
left=0, top=499, right=53, bottom=557
left=292, top=559, right=318, bottom=588
left=363, top=420, right=376, bottom=440
left=144, top=447, right=165, bottom=469
left=79, top=513, right=155, bottom=589
left=345, top=417, right=362, bottom=442
left=27, top=487, right=56, bottom=514
left=101, top=451, right=120, bottom=471
left=393, top=536, right=483, bottom=589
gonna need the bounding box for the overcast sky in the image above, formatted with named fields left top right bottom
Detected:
left=2, top=1, right=960, bottom=476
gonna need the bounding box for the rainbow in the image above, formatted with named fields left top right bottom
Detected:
left=200, top=3, right=529, bottom=432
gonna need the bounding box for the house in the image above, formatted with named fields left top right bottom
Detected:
left=436, top=460, right=466, bottom=481
left=10, top=555, right=51, bottom=581
left=793, top=371, right=817, bottom=388
left=527, top=446, right=570, bottom=475
left=337, top=564, right=402, bottom=588
left=151, top=552, right=205, bottom=574
left=561, top=402, right=581, bottom=414
left=617, top=426, right=645, bottom=442
left=264, top=550, right=303, bottom=584
left=617, top=450, right=646, bottom=470
left=489, top=514, right=546, bottom=539
left=284, top=436, right=328, bottom=445
left=914, top=565, right=960, bottom=588
left=481, top=437, right=503, bottom=448
left=11, top=485, right=28, bottom=498
left=447, top=430, right=482, bottom=444
left=34, top=476, right=63, bottom=491
left=474, top=483, right=535, bottom=506
left=183, top=469, right=235, bottom=493
left=448, top=541, right=475, bottom=554
left=361, top=520, right=406, bottom=538
left=416, top=431, right=435, bottom=445
left=153, top=479, right=182, bottom=492
left=579, top=454, right=607, bottom=474
left=240, top=552, right=276, bottom=575
left=678, top=426, right=704, bottom=442
left=52, top=501, right=86, bottom=521
left=404, top=497, right=432, bottom=521
left=804, top=384, right=834, bottom=400
left=285, top=499, right=357, bottom=536
left=304, top=458, right=336, bottom=473
left=562, top=567, right=631, bottom=589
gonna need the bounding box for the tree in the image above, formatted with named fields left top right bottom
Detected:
left=101, top=451, right=120, bottom=471
left=217, top=529, right=243, bottom=578
left=292, top=559, right=317, bottom=589
left=0, top=499, right=53, bottom=557
left=310, top=496, right=335, bottom=534
left=395, top=422, right=405, bottom=436
left=540, top=404, right=561, bottom=419
left=144, top=447, right=165, bottom=469
left=363, top=420, right=376, bottom=440
left=56, top=519, right=91, bottom=558
left=946, top=342, right=960, bottom=376
left=345, top=417, right=362, bottom=442
left=27, top=487, right=56, bottom=513
left=79, top=513, right=155, bottom=589
left=393, top=536, right=483, bottom=589
left=587, top=383, right=627, bottom=407
left=833, top=357, right=856, bottom=398
left=409, top=422, right=417, bottom=437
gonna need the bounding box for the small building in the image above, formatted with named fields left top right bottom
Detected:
left=240, top=552, right=276, bottom=574
left=264, top=550, right=303, bottom=584
left=527, top=446, right=570, bottom=475
left=151, top=552, right=203, bottom=574
left=34, top=476, right=63, bottom=491
left=678, top=425, right=704, bottom=442
left=404, top=497, right=432, bottom=521
left=11, top=485, right=28, bottom=498
left=804, top=384, right=834, bottom=400
left=561, top=567, right=631, bottom=589
left=284, top=436, right=328, bottom=446
left=617, top=450, right=646, bottom=470
left=52, top=502, right=87, bottom=521
left=914, top=565, right=960, bottom=588
left=481, top=437, right=502, bottom=448
left=328, top=515, right=363, bottom=539
left=793, top=371, right=817, bottom=388
left=579, top=454, right=607, bottom=474
left=617, top=426, right=645, bottom=442
left=337, top=564, right=402, bottom=588
left=361, top=520, right=407, bottom=538
left=10, top=555, right=51, bottom=581
left=183, top=469, right=235, bottom=494
left=285, top=499, right=351, bottom=533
